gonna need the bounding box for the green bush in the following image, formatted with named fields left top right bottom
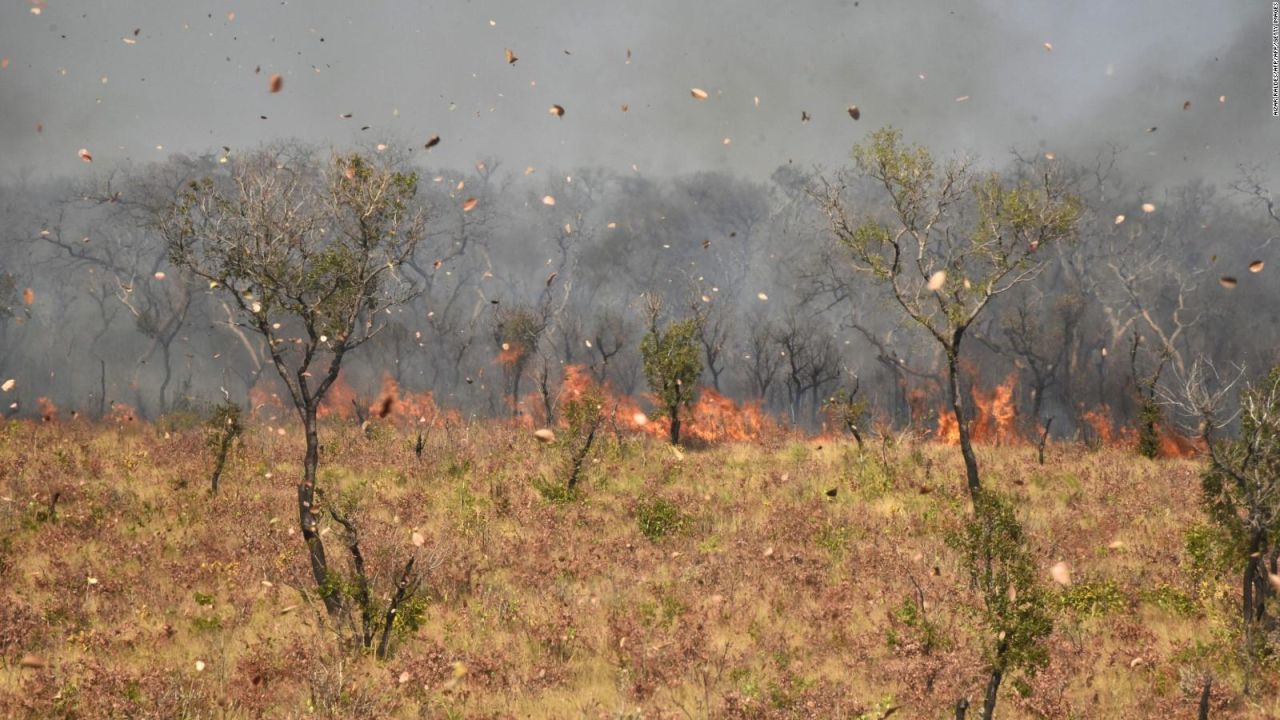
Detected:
left=636, top=498, right=686, bottom=541
left=1057, top=579, right=1127, bottom=618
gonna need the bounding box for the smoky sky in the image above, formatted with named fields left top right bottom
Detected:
left=0, top=0, right=1273, bottom=185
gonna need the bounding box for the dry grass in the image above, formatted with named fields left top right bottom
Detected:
left=0, top=417, right=1272, bottom=718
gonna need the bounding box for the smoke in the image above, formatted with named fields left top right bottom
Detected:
left=0, top=0, right=1270, bottom=185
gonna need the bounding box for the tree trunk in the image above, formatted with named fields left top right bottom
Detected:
left=511, top=367, right=523, bottom=418
left=98, top=359, right=107, bottom=418
left=669, top=408, right=681, bottom=445
left=210, top=428, right=235, bottom=494
left=158, top=342, right=173, bottom=414
left=981, top=666, right=1004, bottom=720
left=955, top=697, right=970, bottom=719
left=1198, top=677, right=1211, bottom=720
left=947, top=348, right=982, bottom=500
left=300, top=409, right=340, bottom=617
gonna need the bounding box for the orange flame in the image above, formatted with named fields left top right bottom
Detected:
left=36, top=397, right=58, bottom=422
left=107, top=401, right=137, bottom=424
left=316, top=374, right=359, bottom=420
left=549, top=364, right=775, bottom=444
left=367, top=373, right=459, bottom=428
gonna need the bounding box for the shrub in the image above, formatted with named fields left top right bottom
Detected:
left=636, top=498, right=685, bottom=541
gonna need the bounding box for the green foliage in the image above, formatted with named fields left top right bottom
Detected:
left=1200, top=365, right=1280, bottom=556
left=836, top=127, right=1082, bottom=347
left=640, top=317, right=703, bottom=440
left=886, top=595, right=949, bottom=653
left=532, top=476, right=579, bottom=504
left=161, top=147, right=424, bottom=415
left=951, top=491, right=1053, bottom=681
left=1183, top=524, right=1233, bottom=580
left=1140, top=584, right=1199, bottom=617
left=823, top=387, right=867, bottom=439
left=636, top=498, right=686, bottom=541
left=493, top=305, right=546, bottom=364
left=1057, top=579, right=1127, bottom=618
left=1137, top=394, right=1162, bottom=459
left=560, top=382, right=605, bottom=490
left=205, top=399, right=243, bottom=450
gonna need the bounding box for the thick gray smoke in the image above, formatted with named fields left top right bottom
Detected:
left=0, top=0, right=1270, bottom=183
left=1, top=0, right=1277, bottom=436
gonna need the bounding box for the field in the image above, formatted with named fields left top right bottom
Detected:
left=0, top=417, right=1269, bottom=719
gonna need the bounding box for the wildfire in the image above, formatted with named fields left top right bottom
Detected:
left=931, top=373, right=1019, bottom=445
left=36, top=397, right=58, bottom=422
left=316, top=374, right=359, bottom=420
left=546, top=364, right=774, bottom=444
left=107, top=401, right=137, bottom=424
left=367, top=373, right=458, bottom=428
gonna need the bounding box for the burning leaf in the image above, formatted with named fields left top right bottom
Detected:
left=1182, top=100, right=1191, bottom=110
left=1219, top=276, right=1238, bottom=289
left=534, top=428, right=556, bottom=443
left=122, top=37, right=137, bottom=45
left=22, top=288, right=34, bottom=305
left=926, top=270, right=947, bottom=291
left=1049, top=561, right=1072, bottom=586
left=847, top=104, right=861, bottom=120
left=78, top=148, right=93, bottom=163
left=153, top=271, right=166, bottom=280
left=504, top=48, right=517, bottom=65
left=1114, top=214, right=1125, bottom=225
left=462, top=197, right=478, bottom=212
left=424, top=134, right=441, bottom=150
left=411, top=531, right=425, bottom=547
left=690, top=87, right=709, bottom=100
left=268, top=73, right=283, bottom=93
left=1043, top=41, right=1053, bottom=52
left=549, top=104, right=565, bottom=118
left=756, top=292, right=768, bottom=301
left=541, top=195, right=556, bottom=206
left=801, top=110, right=811, bottom=122
left=195, top=660, right=206, bottom=672
left=1249, top=260, right=1264, bottom=273
left=1141, top=202, right=1155, bottom=213
left=954, top=95, right=970, bottom=103
left=1044, top=152, right=1055, bottom=160
left=1220, top=95, right=1227, bottom=103
left=1, top=379, right=13, bottom=392
left=398, top=671, right=411, bottom=684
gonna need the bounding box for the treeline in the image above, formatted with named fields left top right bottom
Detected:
left=0, top=137, right=1276, bottom=440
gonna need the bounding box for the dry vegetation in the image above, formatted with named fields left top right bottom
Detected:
left=0, top=416, right=1270, bottom=719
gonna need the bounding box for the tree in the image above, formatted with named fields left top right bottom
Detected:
left=1172, top=361, right=1280, bottom=692
left=816, top=128, right=1081, bottom=499
left=492, top=303, right=548, bottom=418
left=952, top=491, right=1053, bottom=720
left=639, top=295, right=703, bottom=445
left=161, top=145, right=425, bottom=622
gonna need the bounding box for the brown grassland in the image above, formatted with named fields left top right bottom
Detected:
left=0, top=416, right=1272, bottom=719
